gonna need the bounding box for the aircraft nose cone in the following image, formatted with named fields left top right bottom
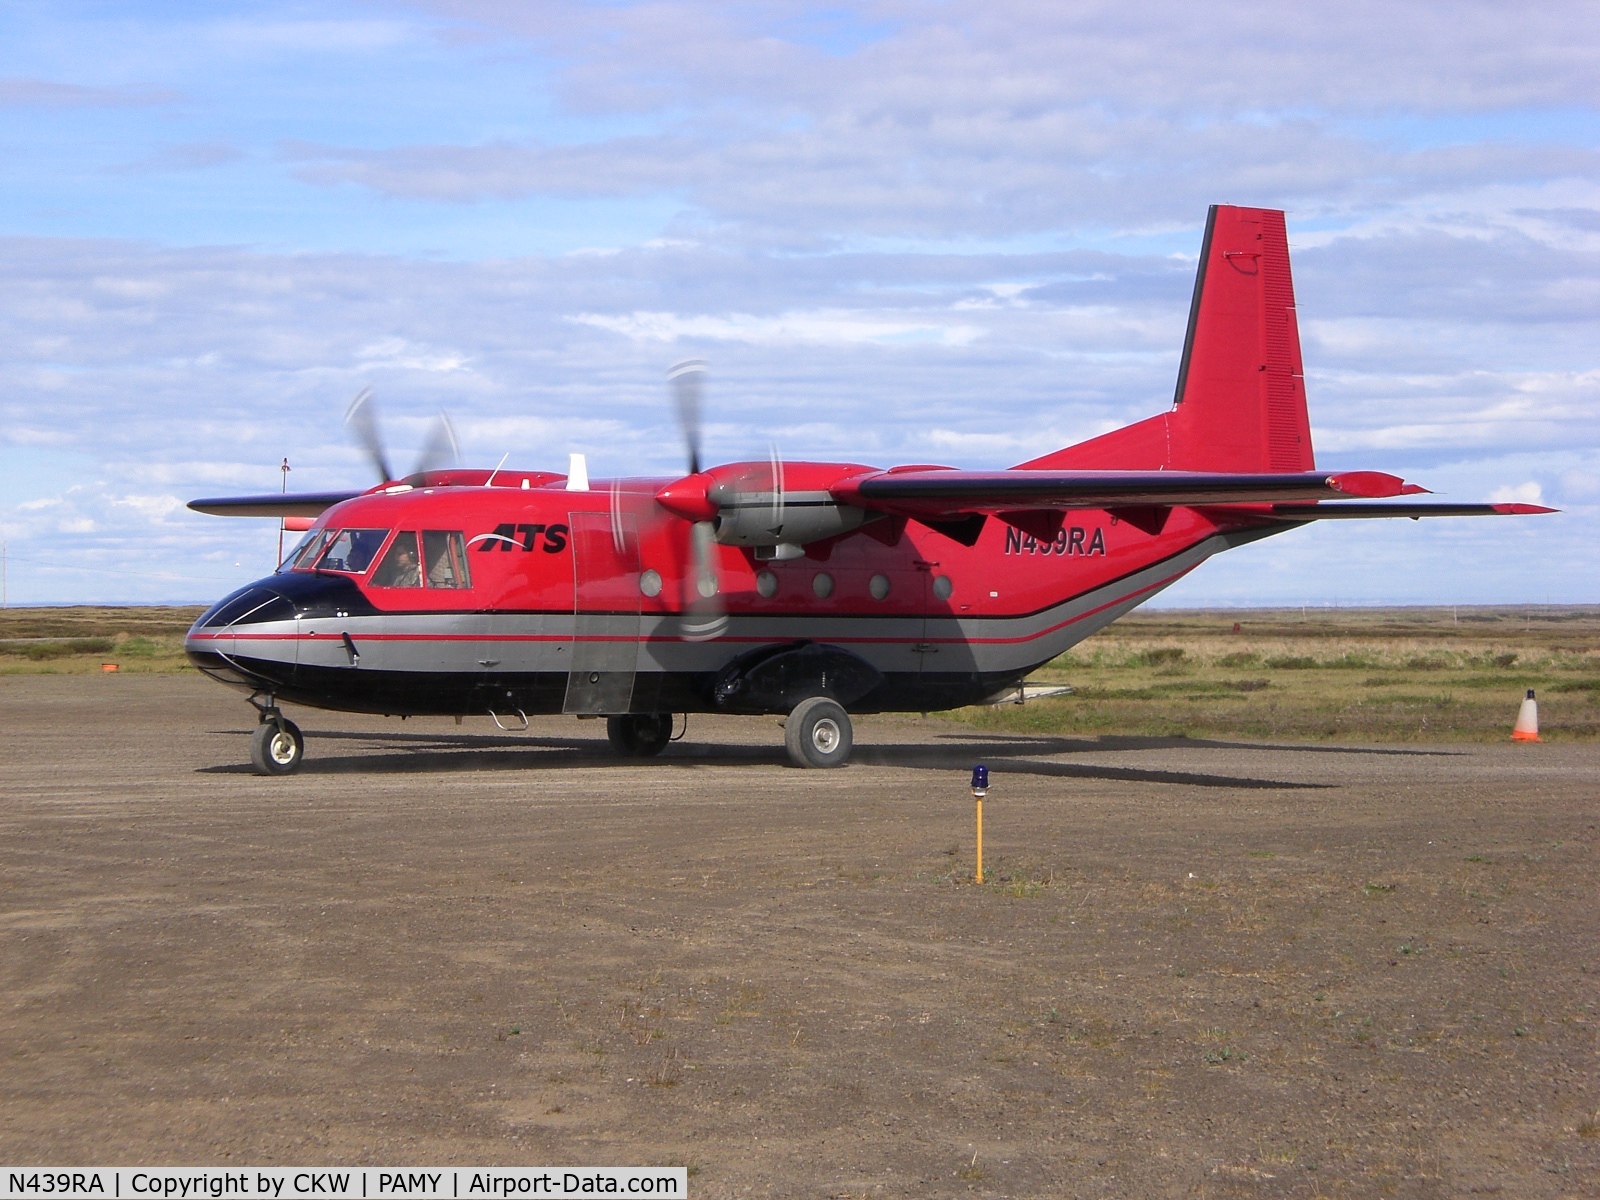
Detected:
left=188, top=572, right=378, bottom=640
left=186, top=580, right=300, bottom=690
left=190, top=581, right=297, bottom=635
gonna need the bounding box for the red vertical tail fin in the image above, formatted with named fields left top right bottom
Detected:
left=1169, top=205, right=1314, bottom=471
left=1018, top=205, right=1316, bottom=473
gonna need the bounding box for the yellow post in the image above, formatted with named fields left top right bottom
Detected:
left=975, top=793, right=984, bottom=884
left=970, top=764, right=989, bottom=884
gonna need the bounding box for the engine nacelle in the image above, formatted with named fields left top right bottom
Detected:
left=710, top=486, right=867, bottom=547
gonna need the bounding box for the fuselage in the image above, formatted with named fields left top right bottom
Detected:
left=185, top=466, right=1272, bottom=719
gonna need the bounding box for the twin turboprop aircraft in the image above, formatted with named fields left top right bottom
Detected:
left=187, top=205, right=1551, bottom=775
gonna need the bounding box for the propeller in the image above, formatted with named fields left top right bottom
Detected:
left=344, top=388, right=393, bottom=484
left=667, top=359, right=727, bottom=641
left=413, top=410, right=460, bottom=478
left=768, top=442, right=785, bottom=536
left=343, top=387, right=460, bottom=484
left=669, top=359, right=705, bottom=476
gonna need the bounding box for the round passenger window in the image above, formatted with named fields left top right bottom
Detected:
left=869, top=573, right=891, bottom=600
left=639, top=568, right=662, bottom=597
left=932, top=575, right=954, bottom=600
left=812, top=572, right=834, bottom=599
left=756, top=570, right=778, bottom=598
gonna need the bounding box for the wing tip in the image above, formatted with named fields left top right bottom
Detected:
left=1493, top=503, right=1559, bottom=515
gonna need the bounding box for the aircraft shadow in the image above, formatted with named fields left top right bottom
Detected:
left=937, top=731, right=1462, bottom=758
left=198, top=728, right=1329, bottom=788
left=851, top=744, right=1327, bottom=789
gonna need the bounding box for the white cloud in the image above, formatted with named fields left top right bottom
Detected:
left=570, top=308, right=985, bottom=347
left=1489, top=481, right=1544, bottom=504
left=356, top=337, right=470, bottom=372
left=110, top=493, right=185, bottom=522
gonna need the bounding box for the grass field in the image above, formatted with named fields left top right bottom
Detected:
left=0, top=605, right=200, bottom=673
left=4, top=604, right=1596, bottom=741
left=957, top=606, right=1600, bottom=743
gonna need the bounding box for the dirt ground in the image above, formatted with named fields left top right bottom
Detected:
left=2, top=673, right=1597, bottom=1198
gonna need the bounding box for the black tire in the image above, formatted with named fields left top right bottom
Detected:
left=606, top=713, right=673, bottom=757
left=784, top=696, right=853, bottom=768
left=249, top=719, right=304, bottom=775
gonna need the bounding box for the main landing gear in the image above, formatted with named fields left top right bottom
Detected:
left=784, top=696, right=853, bottom=769
left=248, top=696, right=304, bottom=776
left=607, top=712, right=674, bottom=757
left=605, top=700, right=856, bottom=768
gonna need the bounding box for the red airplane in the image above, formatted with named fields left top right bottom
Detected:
left=187, top=205, right=1552, bottom=775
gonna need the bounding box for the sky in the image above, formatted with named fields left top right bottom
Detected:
left=0, top=0, right=1597, bottom=606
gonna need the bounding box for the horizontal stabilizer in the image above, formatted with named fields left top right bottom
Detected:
left=834, top=469, right=1423, bottom=516
left=1259, top=502, right=1557, bottom=521
left=188, top=491, right=362, bottom=518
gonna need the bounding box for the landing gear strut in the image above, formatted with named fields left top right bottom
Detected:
left=785, top=696, right=853, bottom=768
left=248, top=695, right=304, bottom=775
left=607, top=713, right=673, bottom=757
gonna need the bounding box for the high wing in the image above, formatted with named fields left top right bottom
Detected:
left=825, top=469, right=1555, bottom=544
left=187, top=491, right=363, bottom=518
left=830, top=468, right=1426, bottom=513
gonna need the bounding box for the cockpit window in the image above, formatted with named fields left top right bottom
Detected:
left=423, top=530, right=472, bottom=589
left=315, top=528, right=389, bottom=575
left=282, top=527, right=333, bottom=572
left=370, top=531, right=423, bottom=587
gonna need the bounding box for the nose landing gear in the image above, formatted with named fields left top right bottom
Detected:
left=248, top=694, right=304, bottom=775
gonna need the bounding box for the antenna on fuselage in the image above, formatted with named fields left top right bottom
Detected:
left=484, top=452, right=509, bottom=488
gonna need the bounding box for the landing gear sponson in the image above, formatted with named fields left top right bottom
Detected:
left=244, top=698, right=855, bottom=775
left=607, top=700, right=854, bottom=768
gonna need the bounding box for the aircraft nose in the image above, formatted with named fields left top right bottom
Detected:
left=190, top=582, right=297, bottom=634
left=188, top=572, right=377, bottom=640
left=186, top=580, right=300, bottom=690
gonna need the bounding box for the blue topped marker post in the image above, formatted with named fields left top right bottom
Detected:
left=971, top=764, right=989, bottom=884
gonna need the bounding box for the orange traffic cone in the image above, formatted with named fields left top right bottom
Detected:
left=1511, top=689, right=1541, bottom=742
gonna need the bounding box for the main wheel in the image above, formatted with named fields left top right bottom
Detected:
left=606, top=713, right=673, bottom=757
left=784, top=696, right=853, bottom=768
left=250, top=718, right=304, bottom=775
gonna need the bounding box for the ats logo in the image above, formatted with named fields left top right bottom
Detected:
left=1004, top=525, right=1106, bottom=556
left=473, top=522, right=569, bottom=553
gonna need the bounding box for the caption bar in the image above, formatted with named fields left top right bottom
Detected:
left=3, top=1172, right=685, bottom=1200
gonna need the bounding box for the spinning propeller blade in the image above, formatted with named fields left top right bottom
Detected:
left=344, top=388, right=394, bottom=484
left=412, top=411, right=460, bottom=478
left=345, top=389, right=460, bottom=483
left=682, top=519, right=728, bottom=641
left=666, top=360, right=725, bottom=640
left=669, top=359, right=706, bottom=476
left=769, top=442, right=785, bottom=536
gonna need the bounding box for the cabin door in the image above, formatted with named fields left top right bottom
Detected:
left=562, top=511, right=642, bottom=715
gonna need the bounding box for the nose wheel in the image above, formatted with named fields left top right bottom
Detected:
left=785, top=696, right=853, bottom=768
left=249, top=709, right=304, bottom=775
